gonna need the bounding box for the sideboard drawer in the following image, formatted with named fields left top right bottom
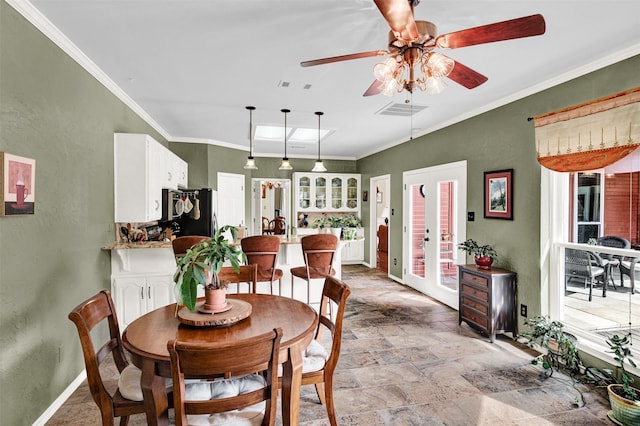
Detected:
left=460, top=271, right=489, bottom=288
left=460, top=283, right=488, bottom=301
left=461, top=295, right=488, bottom=315
left=461, top=307, right=489, bottom=331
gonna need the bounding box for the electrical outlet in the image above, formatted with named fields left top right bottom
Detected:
left=393, top=258, right=397, bottom=266
left=520, top=304, right=528, bottom=317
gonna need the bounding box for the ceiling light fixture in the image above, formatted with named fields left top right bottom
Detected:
left=311, top=111, right=327, bottom=172
left=278, top=108, right=293, bottom=170
left=243, top=105, right=258, bottom=170
left=374, top=50, right=454, bottom=97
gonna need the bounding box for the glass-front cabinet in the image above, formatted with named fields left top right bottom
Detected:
left=297, top=175, right=311, bottom=210
left=293, top=172, right=360, bottom=213
left=331, top=177, right=343, bottom=209
left=315, top=176, right=327, bottom=209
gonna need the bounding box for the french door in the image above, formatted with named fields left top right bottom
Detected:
left=403, top=161, right=466, bottom=309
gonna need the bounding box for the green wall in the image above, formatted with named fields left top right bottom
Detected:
left=357, top=54, right=640, bottom=326
left=0, top=3, right=169, bottom=424
left=2, top=0, right=640, bottom=423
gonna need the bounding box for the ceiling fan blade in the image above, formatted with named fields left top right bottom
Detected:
left=363, top=80, right=383, bottom=97
left=447, top=60, right=488, bottom=89
left=301, top=50, right=388, bottom=67
left=436, top=14, right=546, bottom=49
left=374, top=0, right=420, bottom=42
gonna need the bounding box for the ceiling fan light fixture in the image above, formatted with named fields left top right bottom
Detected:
left=426, top=53, right=454, bottom=78
left=374, top=57, right=398, bottom=83
left=243, top=106, right=258, bottom=170
left=425, top=76, right=447, bottom=95
left=311, top=111, right=327, bottom=172
left=278, top=108, right=293, bottom=171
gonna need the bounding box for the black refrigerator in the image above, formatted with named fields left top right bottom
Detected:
left=177, top=188, right=218, bottom=237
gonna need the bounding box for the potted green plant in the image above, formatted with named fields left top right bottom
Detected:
left=173, top=225, right=245, bottom=312
left=311, top=215, right=331, bottom=232
left=341, top=215, right=361, bottom=240
left=520, top=316, right=581, bottom=374
left=606, top=334, right=640, bottom=425
left=457, top=238, right=498, bottom=269
left=519, top=315, right=586, bottom=406
left=327, top=215, right=344, bottom=239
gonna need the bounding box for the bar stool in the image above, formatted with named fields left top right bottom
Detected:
left=241, top=235, right=283, bottom=295
left=290, top=234, right=338, bottom=306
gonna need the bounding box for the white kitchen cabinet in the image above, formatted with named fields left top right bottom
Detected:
left=109, top=247, right=177, bottom=329
left=112, top=274, right=175, bottom=329
left=341, top=239, right=364, bottom=263
left=165, top=150, right=188, bottom=190
left=293, top=172, right=360, bottom=214
left=114, top=133, right=188, bottom=222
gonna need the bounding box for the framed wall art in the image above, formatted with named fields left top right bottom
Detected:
left=1, top=152, right=36, bottom=216
left=362, top=190, right=368, bottom=202
left=484, top=169, right=512, bottom=220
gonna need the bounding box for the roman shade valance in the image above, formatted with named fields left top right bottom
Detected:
left=533, top=87, right=640, bottom=172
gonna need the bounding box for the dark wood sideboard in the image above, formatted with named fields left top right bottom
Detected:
left=458, top=264, right=517, bottom=342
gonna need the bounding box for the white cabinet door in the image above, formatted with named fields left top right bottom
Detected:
left=341, top=239, right=364, bottom=263
left=165, top=150, right=188, bottom=190
left=146, top=275, right=176, bottom=311
left=112, top=277, right=146, bottom=329
left=114, top=133, right=163, bottom=222
left=114, top=133, right=188, bottom=222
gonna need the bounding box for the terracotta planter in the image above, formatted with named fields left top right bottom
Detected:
left=474, top=256, right=494, bottom=269
left=201, top=287, right=228, bottom=313
left=608, top=384, right=640, bottom=425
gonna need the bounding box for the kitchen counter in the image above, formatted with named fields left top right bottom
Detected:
left=101, top=241, right=173, bottom=250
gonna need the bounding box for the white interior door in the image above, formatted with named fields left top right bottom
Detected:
left=403, top=161, right=466, bottom=309
left=217, top=172, right=245, bottom=229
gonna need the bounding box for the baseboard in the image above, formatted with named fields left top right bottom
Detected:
left=32, top=370, right=86, bottom=426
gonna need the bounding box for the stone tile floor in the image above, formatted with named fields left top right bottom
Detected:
left=47, top=265, right=613, bottom=425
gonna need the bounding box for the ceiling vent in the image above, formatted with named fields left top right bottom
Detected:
left=376, top=102, right=428, bottom=117
left=277, top=81, right=312, bottom=90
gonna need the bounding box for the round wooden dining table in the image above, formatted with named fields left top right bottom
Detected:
left=122, top=293, right=318, bottom=426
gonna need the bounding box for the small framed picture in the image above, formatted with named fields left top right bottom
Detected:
left=376, top=191, right=383, bottom=203
left=362, top=190, right=368, bottom=202
left=1, top=152, right=36, bottom=216
left=484, top=169, right=513, bottom=220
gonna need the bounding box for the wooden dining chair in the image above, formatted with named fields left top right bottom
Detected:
left=270, top=216, right=287, bottom=235
left=171, top=235, right=209, bottom=258
left=290, top=234, right=338, bottom=306
left=241, top=235, right=283, bottom=295
left=261, top=216, right=272, bottom=235
left=218, top=264, right=258, bottom=294
left=281, top=276, right=351, bottom=426
left=168, top=328, right=283, bottom=426
left=68, top=290, right=162, bottom=426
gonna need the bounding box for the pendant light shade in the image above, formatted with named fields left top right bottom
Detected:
left=278, top=108, right=293, bottom=170
left=311, top=111, right=327, bottom=172
left=243, top=106, right=258, bottom=170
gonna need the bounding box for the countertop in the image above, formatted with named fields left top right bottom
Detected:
left=102, top=235, right=363, bottom=250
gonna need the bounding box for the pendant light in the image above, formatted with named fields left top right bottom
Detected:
left=243, top=106, right=258, bottom=170
left=311, top=111, right=327, bottom=172
left=278, top=108, right=293, bottom=170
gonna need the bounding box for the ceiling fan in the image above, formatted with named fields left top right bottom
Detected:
left=301, top=0, right=546, bottom=97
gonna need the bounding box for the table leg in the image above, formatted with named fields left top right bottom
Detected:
left=141, top=359, right=170, bottom=426
left=281, top=346, right=303, bottom=426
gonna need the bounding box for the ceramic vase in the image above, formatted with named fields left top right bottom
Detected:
left=474, top=256, right=494, bottom=269
left=608, top=384, right=640, bottom=425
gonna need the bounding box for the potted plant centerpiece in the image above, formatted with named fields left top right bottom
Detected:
left=457, top=238, right=498, bottom=269
left=606, top=334, right=640, bottom=425
left=173, top=225, right=245, bottom=313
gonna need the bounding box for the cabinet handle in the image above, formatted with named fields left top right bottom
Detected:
left=148, top=287, right=151, bottom=299
left=155, top=200, right=160, bottom=211
left=140, top=288, right=144, bottom=300
left=168, top=171, right=172, bottom=181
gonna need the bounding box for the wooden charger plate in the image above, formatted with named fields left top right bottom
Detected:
left=177, top=299, right=252, bottom=327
